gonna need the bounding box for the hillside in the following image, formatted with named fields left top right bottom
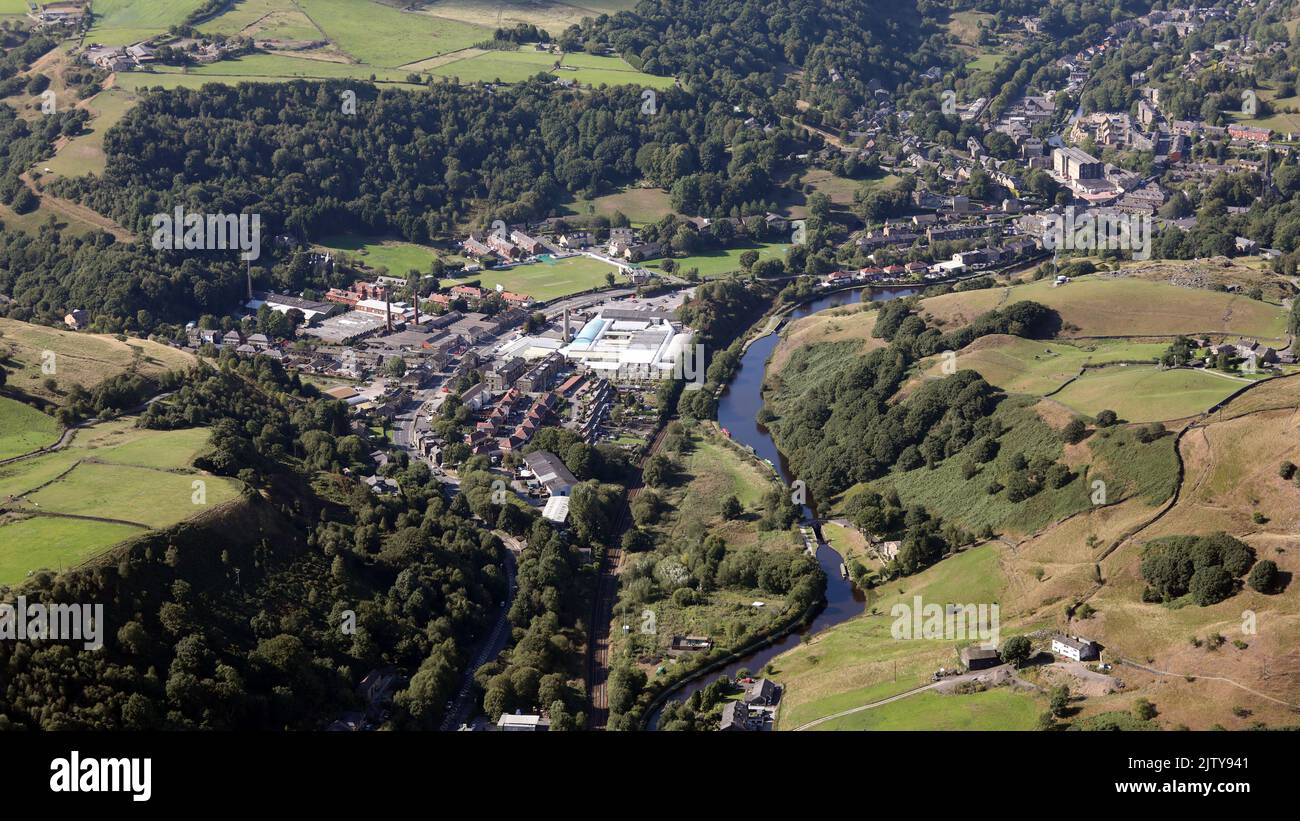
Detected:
left=919, top=275, right=1289, bottom=343
left=0, top=317, right=194, bottom=406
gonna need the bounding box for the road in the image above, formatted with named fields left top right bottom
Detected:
left=439, top=538, right=520, bottom=731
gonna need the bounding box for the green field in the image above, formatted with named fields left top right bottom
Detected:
left=40, top=89, right=140, bottom=179
left=89, top=0, right=210, bottom=46
left=922, top=335, right=1168, bottom=396
left=318, top=235, right=448, bottom=274
left=1052, top=365, right=1245, bottom=422
left=296, top=0, right=491, bottom=67
left=808, top=687, right=1043, bottom=731
left=0, top=0, right=31, bottom=13
left=921, top=275, right=1289, bottom=343
left=773, top=543, right=1009, bottom=728
left=199, top=0, right=324, bottom=41
left=0, top=419, right=241, bottom=584
left=142, top=53, right=418, bottom=83
left=561, top=188, right=673, bottom=225
left=430, top=46, right=673, bottom=87
left=441, top=254, right=622, bottom=301
left=0, top=397, right=60, bottom=461
left=646, top=241, right=790, bottom=279
left=0, top=516, right=147, bottom=584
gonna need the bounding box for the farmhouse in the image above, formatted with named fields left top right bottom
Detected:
left=1051, top=634, right=1100, bottom=662
left=63, top=309, right=89, bottom=330
left=719, top=701, right=751, bottom=731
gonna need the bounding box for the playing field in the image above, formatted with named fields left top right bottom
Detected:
left=0, top=419, right=241, bottom=584
left=560, top=187, right=673, bottom=225
left=0, top=397, right=60, bottom=461
left=921, top=335, right=1168, bottom=396
left=0, top=318, right=195, bottom=406
left=920, top=276, right=1289, bottom=342
left=442, top=254, right=622, bottom=301
left=1051, top=365, right=1244, bottom=422
left=318, top=235, right=453, bottom=274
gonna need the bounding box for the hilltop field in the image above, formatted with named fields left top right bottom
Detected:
left=763, top=269, right=1300, bottom=730
left=0, top=416, right=242, bottom=585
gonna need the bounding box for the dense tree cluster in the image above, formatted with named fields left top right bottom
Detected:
left=771, top=300, right=1056, bottom=501
left=0, top=356, right=509, bottom=729
left=1140, top=533, right=1257, bottom=606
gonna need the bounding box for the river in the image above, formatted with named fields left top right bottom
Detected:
left=647, top=285, right=917, bottom=727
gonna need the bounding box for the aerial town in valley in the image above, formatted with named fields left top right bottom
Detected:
left=0, top=0, right=1297, bottom=770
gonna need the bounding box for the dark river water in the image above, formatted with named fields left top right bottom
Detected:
left=647, top=285, right=917, bottom=727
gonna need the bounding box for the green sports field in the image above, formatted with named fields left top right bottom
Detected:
left=645, top=241, right=791, bottom=279
left=441, top=255, right=622, bottom=301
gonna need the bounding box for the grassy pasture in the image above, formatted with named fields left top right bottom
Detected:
left=441, top=254, right=621, bottom=301
left=0, top=397, right=60, bottom=461
left=560, top=187, right=673, bottom=225
left=0, top=418, right=241, bottom=584
left=40, top=89, right=140, bottom=179
left=919, top=335, right=1168, bottom=396
left=768, top=303, right=884, bottom=377
left=88, top=0, right=210, bottom=46
left=0, top=516, right=146, bottom=585
left=429, top=46, right=672, bottom=87
left=919, top=276, right=1288, bottom=343
left=417, top=0, right=639, bottom=34
left=317, top=235, right=453, bottom=274
left=807, top=687, right=1044, bottom=731
left=297, top=0, right=491, bottom=67
left=200, top=0, right=324, bottom=41
left=1051, top=366, right=1243, bottom=422
left=773, top=543, right=1006, bottom=729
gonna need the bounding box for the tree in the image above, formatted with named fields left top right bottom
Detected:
left=1247, top=559, right=1278, bottom=594
left=1049, top=685, right=1071, bottom=718
left=1095, top=409, right=1118, bottom=427
left=1189, top=565, right=1234, bottom=606
left=1001, top=635, right=1032, bottom=668
left=642, top=454, right=673, bottom=488
left=720, top=494, right=743, bottom=520
left=1061, top=418, right=1087, bottom=444
left=1133, top=698, right=1157, bottom=721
